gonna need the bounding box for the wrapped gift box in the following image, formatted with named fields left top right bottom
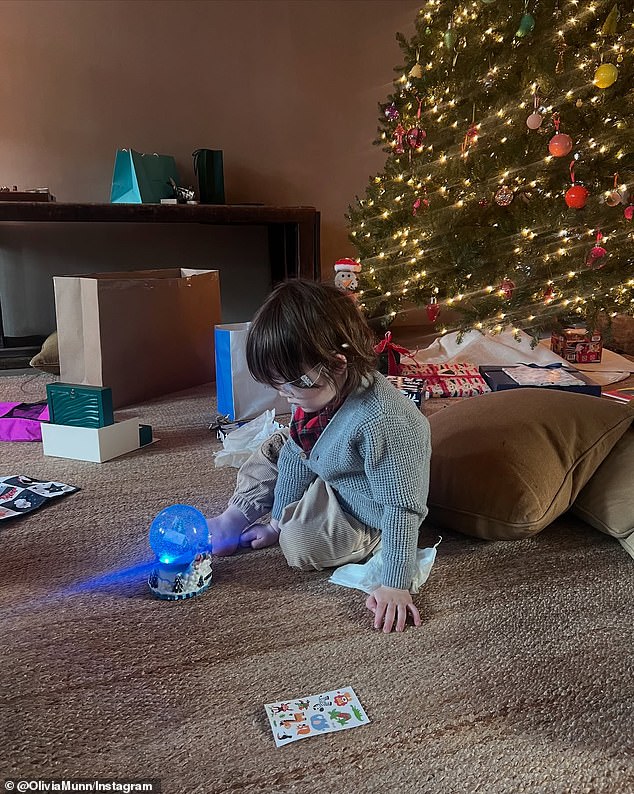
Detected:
left=551, top=329, right=603, bottom=363
left=399, top=362, right=490, bottom=398
left=479, top=365, right=601, bottom=397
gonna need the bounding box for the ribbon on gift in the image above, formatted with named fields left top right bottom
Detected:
left=373, top=331, right=413, bottom=376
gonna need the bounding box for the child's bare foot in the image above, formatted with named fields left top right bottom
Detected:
left=207, top=507, right=250, bottom=556
left=239, top=523, right=280, bottom=550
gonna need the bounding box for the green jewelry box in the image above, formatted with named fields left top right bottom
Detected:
left=46, top=383, right=115, bottom=429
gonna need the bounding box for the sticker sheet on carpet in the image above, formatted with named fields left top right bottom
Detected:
left=0, top=475, right=79, bottom=521
left=264, top=686, right=370, bottom=747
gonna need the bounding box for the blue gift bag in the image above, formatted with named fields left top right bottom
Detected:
left=215, top=323, right=289, bottom=421
left=110, top=149, right=180, bottom=204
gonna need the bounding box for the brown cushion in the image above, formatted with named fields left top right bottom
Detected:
left=29, top=331, right=60, bottom=375
left=571, top=426, right=634, bottom=539
left=426, top=389, right=633, bottom=540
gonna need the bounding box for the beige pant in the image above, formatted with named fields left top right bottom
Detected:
left=229, top=429, right=381, bottom=571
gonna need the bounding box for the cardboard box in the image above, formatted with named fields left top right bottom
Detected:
left=54, top=268, right=221, bottom=408
left=551, top=329, right=603, bottom=363
left=0, top=190, right=54, bottom=201
left=42, top=418, right=142, bottom=463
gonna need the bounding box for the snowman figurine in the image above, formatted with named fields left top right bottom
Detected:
left=334, top=258, right=362, bottom=299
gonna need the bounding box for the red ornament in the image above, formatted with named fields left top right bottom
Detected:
left=625, top=205, right=634, bottom=221
left=461, top=123, right=478, bottom=153
left=565, top=185, right=589, bottom=209
left=426, top=299, right=441, bottom=323
left=499, top=278, right=515, bottom=299
left=393, top=123, right=406, bottom=154
left=412, top=195, right=429, bottom=216
left=406, top=127, right=426, bottom=148
left=586, top=247, right=607, bottom=268
left=543, top=286, right=555, bottom=304
left=412, top=187, right=429, bottom=216
left=586, top=231, right=607, bottom=268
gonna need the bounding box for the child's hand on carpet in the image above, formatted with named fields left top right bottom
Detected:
left=239, top=520, right=280, bottom=550
left=366, top=586, right=421, bottom=633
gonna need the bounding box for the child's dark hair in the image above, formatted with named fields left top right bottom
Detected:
left=246, top=279, right=377, bottom=398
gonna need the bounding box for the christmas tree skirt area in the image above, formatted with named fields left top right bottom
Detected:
left=1, top=372, right=633, bottom=792
left=389, top=327, right=634, bottom=418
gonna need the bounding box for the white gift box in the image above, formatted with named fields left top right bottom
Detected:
left=41, top=418, right=142, bottom=463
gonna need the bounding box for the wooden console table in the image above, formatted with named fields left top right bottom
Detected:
left=0, top=202, right=321, bottom=362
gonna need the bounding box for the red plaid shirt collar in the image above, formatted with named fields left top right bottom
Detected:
left=290, top=398, right=343, bottom=455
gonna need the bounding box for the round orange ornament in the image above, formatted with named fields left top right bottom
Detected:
left=548, top=133, right=573, bottom=157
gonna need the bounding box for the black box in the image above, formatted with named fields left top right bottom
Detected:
left=386, top=376, right=428, bottom=409
left=139, top=424, right=153, bottom=446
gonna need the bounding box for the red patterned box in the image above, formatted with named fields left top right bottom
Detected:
left=550, top=329, right=603, bottom=364
left=399, top=362, right=490, bottom=398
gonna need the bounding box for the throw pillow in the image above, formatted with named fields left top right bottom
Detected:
left=29, top=331, right=59, bottom=375
left=571, top=426, right=634, bottom=539
left=426, top=388, right=633, bottom=540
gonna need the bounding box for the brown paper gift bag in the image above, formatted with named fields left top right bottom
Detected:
left=54, top=268, right=221, bottom=408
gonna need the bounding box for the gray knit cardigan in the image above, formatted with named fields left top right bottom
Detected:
left=271, top=372, right=431, bottom=589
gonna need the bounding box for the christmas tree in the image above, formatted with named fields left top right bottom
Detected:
left=347, top=0, right=633, bottom=342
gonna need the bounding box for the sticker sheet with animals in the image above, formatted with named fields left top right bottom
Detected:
left=0, top=475, right=78, bottom=521
left=264, top=686, right=370, bottom=747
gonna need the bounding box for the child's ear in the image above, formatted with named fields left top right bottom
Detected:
left=333, top=353, right=348, bottom=374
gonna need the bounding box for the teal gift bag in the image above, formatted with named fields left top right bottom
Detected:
left=110, top=149, right=180, bottom=204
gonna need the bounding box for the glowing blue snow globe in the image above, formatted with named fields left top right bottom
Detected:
left=147, top=504, right=212, bottom=600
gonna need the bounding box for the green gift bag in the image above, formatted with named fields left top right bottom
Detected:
left=110, top=149, right=180, bottom=204
left=192, top=149, right=225, bottom=204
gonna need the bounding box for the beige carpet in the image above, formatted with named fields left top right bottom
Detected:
left=1, top=373, right=633, bottom=794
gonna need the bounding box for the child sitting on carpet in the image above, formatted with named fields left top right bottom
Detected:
left=207, top=280, right=431, bottom=633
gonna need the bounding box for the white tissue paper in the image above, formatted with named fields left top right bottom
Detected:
left=329, top=538, right=441, bottom=595
left=214, top=409, right=281, bottom=469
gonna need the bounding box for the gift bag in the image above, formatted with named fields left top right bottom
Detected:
left=192, top=149, right=225, bottom=204
left=374, top=331, right=411, bottom=376
left=215, top=323, right=289, bottom=421
left=54, top=269, right=221, bottom=409
left=0, top=402, right=49, bottom=442
left=110, top=149, right=179, bottom=204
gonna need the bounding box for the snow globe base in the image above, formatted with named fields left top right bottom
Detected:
left=148, top=552, right=213, bottom=600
